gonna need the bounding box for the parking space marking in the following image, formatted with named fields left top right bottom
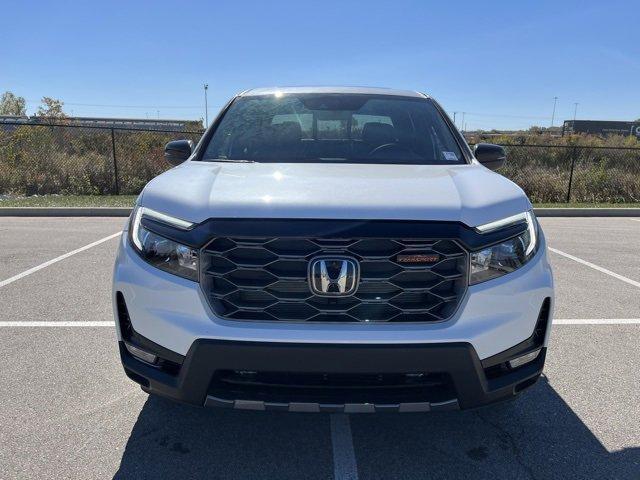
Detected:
left=548, top=247, right=640, bottom=289
left=554, top=318, right=640, bottom=324
left=630, top=218, right=640, bottom=222
left=0, top=232, right=121, bottom=288
left=330, top=414, right=359, bottom=480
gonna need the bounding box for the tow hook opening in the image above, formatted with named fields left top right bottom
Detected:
left=514, top=376, right=539, bottom=394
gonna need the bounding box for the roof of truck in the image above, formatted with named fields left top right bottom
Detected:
left=240, top=86, right=428, bottom=98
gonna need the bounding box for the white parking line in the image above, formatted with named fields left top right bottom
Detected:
left=630, top=218, right=640, bottom=223
left=0, top=232, right=121, bottom=288
left=330, top=414, right=359, bottom=480
left=554, top=319, right=640, bottom=325
left=548, top=247, right=640, bottom=289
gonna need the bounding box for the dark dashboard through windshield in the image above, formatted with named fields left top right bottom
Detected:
left=201, top=93, right=466, bottom=165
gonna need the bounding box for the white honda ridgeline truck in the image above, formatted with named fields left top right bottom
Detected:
left=113, top=87, right=554, bottom=412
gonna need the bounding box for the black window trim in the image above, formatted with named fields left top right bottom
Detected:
left=427, top=95, right=474, bottom=165
left=192, top=92, right=474, bottom=166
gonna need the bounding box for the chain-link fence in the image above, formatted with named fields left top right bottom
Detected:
left=498, top=144, right=640, bottom=203
left=0, top=122, right=203, bottom=196
left=1, top=122, right=639, bottom=202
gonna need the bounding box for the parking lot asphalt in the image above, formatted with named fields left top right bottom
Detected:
left=0, top=216, right=639, bottom=479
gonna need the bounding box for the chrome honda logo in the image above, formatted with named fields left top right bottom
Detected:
left=308, top=257, right=359, bottom=296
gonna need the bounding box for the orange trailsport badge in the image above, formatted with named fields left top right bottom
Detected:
left=395, top=253, right=441, bottom=264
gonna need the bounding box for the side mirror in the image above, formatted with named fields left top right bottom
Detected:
left=474, top=143, right=506, bottom=171
left=164, top=140, right=194, bottom=166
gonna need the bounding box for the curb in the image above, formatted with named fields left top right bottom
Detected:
left=0, top=207, right=132, bottom=217
left=1, top=207, right=639, bottom=218
left=533, top=208, right=640, bottom=217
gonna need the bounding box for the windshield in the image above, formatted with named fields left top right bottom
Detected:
left=201, top=94, right=465, bottom=165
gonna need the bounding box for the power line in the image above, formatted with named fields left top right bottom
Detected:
left=23, top=99, right=554, bottom=120
left=25, top=100, right=221, bottom=109
left=21, top=98, right=561, bottom=127
left=463, top=112, right=552, bottom=120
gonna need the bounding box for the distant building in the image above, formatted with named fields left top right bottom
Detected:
left=0, top=115, right=30, bottom=131
left=0, top=115, right=29, bottom=124
left=563, top=120, right=640, bottom=138
left=0, top=115, right=202, bottom=132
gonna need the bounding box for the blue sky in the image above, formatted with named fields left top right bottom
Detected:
left=1, top=0, right=638, bottom=130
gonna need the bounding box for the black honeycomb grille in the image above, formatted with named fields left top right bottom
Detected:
left=200, top=237, right=468, bottom=323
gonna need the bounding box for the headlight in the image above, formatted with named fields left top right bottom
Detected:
left=129, top=206, right=199, bottom=281
left=469, top=211, right=538, bottom=285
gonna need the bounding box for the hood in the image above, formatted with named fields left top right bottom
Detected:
left=140, top=161, right=531, bottom=228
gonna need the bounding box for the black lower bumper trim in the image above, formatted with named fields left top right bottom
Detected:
left=120, top=339, right=546, bottom=411
left=204, top=395, right=460, bottom=413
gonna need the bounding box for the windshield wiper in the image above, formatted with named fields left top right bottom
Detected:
left=204, top=158, right=256, bottom=163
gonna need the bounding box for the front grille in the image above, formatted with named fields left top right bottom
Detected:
left=200, top=237, right=468, bottom=322
left=208, top=370, right=456, bottom=405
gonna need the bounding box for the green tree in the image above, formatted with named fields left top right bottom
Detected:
left=36, top=97, right=66, bottom=122
left=185, top=118, right=205, bottom=131
left=0, top=91, right=27, bottom=116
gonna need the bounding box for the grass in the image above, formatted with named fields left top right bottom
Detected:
left=0, top=195, right=639, bottom=208
left=0, top=195, right=137, bottom=207
left=533, top=202, right=640, bottom=208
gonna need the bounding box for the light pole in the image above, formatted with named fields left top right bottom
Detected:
left=550, top=96, right=558, bottom=128
left=452, top=112, right=458, bottom=127
left=573, top=102, right=579, bottom=122
left=461, top=112, right=466, bottom=132
left=204, top=84, right=209, bottom=127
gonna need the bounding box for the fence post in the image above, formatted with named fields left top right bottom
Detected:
left=566, top=146, right=578, bottom=203
left=111, top=128, right=120, bottom=195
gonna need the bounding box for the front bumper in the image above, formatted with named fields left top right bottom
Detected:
left=120, top=336, right=547, bottom=411
left=114, top=222, right=554, bottom=411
